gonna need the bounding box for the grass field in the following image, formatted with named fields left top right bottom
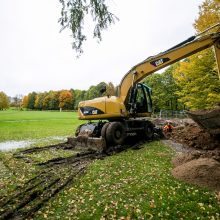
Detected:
left=0, top=110, right=219, bottom=219
left=33, top=142, right=219, bottom=220
left=0, top=109, right=81, bottom=142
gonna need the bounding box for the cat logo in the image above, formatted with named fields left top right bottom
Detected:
left=150, top=57, right=170, bottom=67
left=92, top=109, right=98, bottom=115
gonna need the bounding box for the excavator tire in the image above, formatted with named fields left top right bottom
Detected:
left=101, top=122, right=110, bottom=139
left=143, top=122, right=154, bottom=140
left=106, top=122, right=126, bottom=145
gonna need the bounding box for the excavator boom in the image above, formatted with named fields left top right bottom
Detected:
left=119, top=24, right=220, bottom=102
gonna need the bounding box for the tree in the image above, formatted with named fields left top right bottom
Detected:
left=0, top=91, right=9, bottom=110
left=48, top=91, right=60, bottom=110
left=173, top=50, right=220, bottom=109
left=72, top=89, right=86, bottom=110
left=105, top=82, right=115, bottom=96
left=42, top=91, right=60, bottom=110
left=59, top=90, right=73, bottom=110
left=59, top=0, right=118, bottom=55
left=10, top=94, right=23, bottom=108
left=22, top=96, right=29, bottom=108
left=194, top=0, right=220, bottom=32
left=35, top=92, right=47, bottom=110
left=173, top=0, right=220, bottom=110
left=144, top=64, right=181, bottom=112
left=27, top=92, right=37, bottom=109
left=161, top=65, right=182, bottom=111
left=84, top=82, right=108, bottom=100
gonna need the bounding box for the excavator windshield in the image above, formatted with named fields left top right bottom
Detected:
left=128, top=83, right=152, bottom=115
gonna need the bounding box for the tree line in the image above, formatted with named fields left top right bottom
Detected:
left=21, top=82, right=115, bottom=111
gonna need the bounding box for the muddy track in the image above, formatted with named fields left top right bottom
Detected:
left=0, top=139, right=145, bottom=220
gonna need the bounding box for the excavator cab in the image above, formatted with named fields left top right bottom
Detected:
left=128, top=83, right=152, bottom=116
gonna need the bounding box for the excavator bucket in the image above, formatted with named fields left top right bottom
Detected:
left=187, top=107, right=220, bottom=136
left=67, top=136, right=106, bottom=152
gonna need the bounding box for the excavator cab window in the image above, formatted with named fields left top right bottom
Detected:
left=128, top=83, right=152, bottom=114
left=143, top=84, right=152, bottom=112
left=136, top=83, right=152, bottom=113
left=136, top=84, right=147, bottom=113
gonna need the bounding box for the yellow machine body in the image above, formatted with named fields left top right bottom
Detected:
left=78, top=95, right=151, bottom=120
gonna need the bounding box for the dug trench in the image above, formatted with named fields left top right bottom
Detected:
left=0, top=137, right=146, bottom=220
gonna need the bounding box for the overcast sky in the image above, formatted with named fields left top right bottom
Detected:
left=0, top=0, right=204, bottom=97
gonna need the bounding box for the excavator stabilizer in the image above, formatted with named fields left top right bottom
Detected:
left=187, top=107, right=220, bottom=136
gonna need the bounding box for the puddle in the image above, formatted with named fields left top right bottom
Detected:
left=0, top=136, right=66, bottom=151
left=0, top=119, right=67, bottom=123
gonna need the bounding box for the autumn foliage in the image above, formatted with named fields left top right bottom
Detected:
left=0, top=91, right=9, bottom=110
left=173, top=0, right=220, bottom=110
left=21, top=82, right=115, bottom=111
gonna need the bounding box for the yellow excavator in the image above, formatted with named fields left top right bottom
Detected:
left=68, top=23, right=220, bottom=151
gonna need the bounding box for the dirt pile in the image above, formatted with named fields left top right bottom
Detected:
left=172, top=150, right=220, bottom=167
left=152, top=117, right=220, bottom=149
left=172, top=149, right=220, bottom=191
left=156, top=117, right=220, bottom=191
left=170, top=123, right=220, bottom=150
left=172, top=158, right=220, bottom=191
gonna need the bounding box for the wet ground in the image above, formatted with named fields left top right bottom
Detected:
left=0, top=136, right=66, bottom=151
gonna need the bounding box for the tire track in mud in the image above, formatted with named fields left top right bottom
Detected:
left=0, top=139, right=144, bottom=220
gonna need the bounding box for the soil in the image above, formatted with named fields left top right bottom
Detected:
left=172, top=158, right=220, bottom=191
left=170, top=123, right=220, bottom=150
left=155, top=118, right=220, bottom=192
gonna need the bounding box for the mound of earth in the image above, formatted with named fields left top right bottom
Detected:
left=172, top=150, right=220, bottom=167
left=170, top=123, right=220, bottom=150
left=172, top=158, right=220, bottom=191
left=156, top=117, right=220, bottom=191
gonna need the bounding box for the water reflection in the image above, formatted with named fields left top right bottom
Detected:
left=0, top=136, right=66, bottom=151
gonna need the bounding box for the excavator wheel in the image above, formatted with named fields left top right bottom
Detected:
left=142, top=122, right=154, bottom=140
left=101, top=122, right=110, bottom=139
left=106, top=122, right=126, bottom=145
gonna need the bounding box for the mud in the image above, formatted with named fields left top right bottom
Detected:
left=160, top=119, right=220, bottom=191
left=0, top=138, right=144, bottom=220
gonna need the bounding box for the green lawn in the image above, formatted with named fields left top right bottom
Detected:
left=35, top=142, right=219, bottom=220
left=0, top=109, right=81, bottom=142
left=0, top=110, right=219, bottom=219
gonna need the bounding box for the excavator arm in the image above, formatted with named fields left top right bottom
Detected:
left=119, top=24, right=220, bottom=103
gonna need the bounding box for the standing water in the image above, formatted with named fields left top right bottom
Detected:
left=0, top=136, right=66, bottom=151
